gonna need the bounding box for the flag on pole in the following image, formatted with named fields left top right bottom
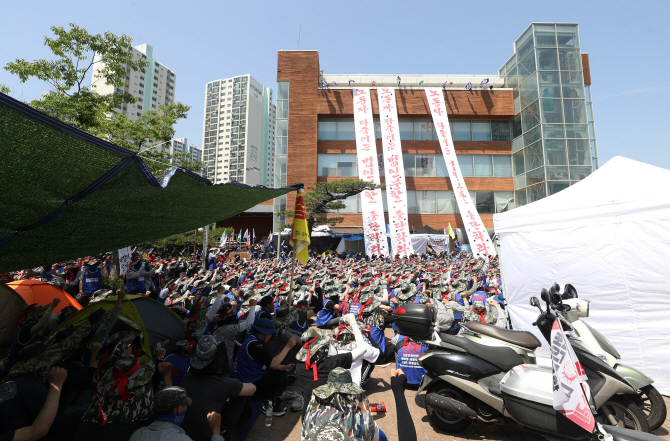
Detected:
left=245, top=230, right=251, bottom=250
left=290, top=189, right=311, bottom=264
left=253, top=229, right=256, bottom=243
left=220, top=231, right=228, bottom=247
left=237, top=230, right=242, bottom=243
left=448, top=223, right=455, bottom=239
left=266, top=231, right=273, bottom=245
left=550, top=319, right=595, bottom=433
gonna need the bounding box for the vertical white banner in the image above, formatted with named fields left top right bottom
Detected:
left=353, top=87, right=389, bottom=257
left=424, top=88, right=496, bottom=257
left=118, top=246, right=132, bottom=276
left=377, top=88, right=413, bottom=257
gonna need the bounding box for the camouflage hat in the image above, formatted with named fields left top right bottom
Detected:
left=84, top=354, right=154, bottom=425
left=272, top=306, right=293, bottom=330
left=175, top=340, right=193, bottom=357
left=313, top=367, right=364, bottom=399
left=89, top=289, right=114, bottom=304
left=304, top=421, right=353, bottom=441
left=154, top=386, right=192, bottom=414
left=395, top=283, right=415, bottom=301
left=296, top=328, right=333, bottom=365
left=188, top=335, right=223, bottom=371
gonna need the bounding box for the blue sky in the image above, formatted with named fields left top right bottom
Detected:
left=1, top=0, right=668, bottom=169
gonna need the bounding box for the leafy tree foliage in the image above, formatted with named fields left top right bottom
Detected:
left=4, top=23, right=201, bottom=175
left=278, top=179, right=384, bottom=233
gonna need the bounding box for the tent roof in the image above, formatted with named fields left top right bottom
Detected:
left=7, top=280, right=82, bottom=313
left=58, top=294, right=184, bottom=361
left=0, top=283, right=28, bottom=345
left=0, top=93, right=299, bottom=273
left=493, top=157, right=670, bottom=234
left=7, top=280, right=81, bottom=314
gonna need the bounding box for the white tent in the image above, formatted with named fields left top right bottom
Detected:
left=493, top=157, right=670, bottom=394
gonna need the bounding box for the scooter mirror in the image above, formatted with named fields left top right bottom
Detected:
left=551, top=282, right=560, bottom=294
left=529, top=296, right=542, bottom=311
left=540, top=288, right=551, bottom=303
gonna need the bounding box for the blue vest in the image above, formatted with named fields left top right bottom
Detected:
left=40, top=269, right=53, bottom=282
left=472, top=291, right=487, bottom=304
left=290, top=319, right=310, bottom=335
left=164, top=353, right=190, bottom=387
left=454, top=293, right=464, bottom=320
left=236, top=333, right=266, bottom=383
left=315, top=308, right=335, bottom=326
left=82, top=269, right=102, bottom=293
left=396, top=334, right=428, bottom=385
left=126, top=269, right=145, bottom=293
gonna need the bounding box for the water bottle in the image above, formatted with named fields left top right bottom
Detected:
left=264, top=400, right=273, bottom=427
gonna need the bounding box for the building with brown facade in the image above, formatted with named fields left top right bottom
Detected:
left=273, top=23, right=597, bottom=238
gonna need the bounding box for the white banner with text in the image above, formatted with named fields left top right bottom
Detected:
left=353, top=87, right=389, bottom=256
left=424, top=88, right=496, bottom=257
left=377, top=88, right=413, bottom=256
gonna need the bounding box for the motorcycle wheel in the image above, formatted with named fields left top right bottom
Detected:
left=601, top=395, right=650, bottom=433
left=633, top=385, right=667, bottom=431
left=425, top=383, right=472, bottom=433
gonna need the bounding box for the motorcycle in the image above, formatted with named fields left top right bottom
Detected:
left=413, top=289, right=651, bottom=439
left=460, top=283, right=666, bottom=431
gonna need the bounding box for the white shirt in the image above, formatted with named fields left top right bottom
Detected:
left=328, top=341, right=379, bottom=386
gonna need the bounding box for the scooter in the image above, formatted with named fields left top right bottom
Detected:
left=560, top=285, right=666, bottom=431
left=460, top=283, right=666, bottom=431
left=415, top=289, right=651, bottom=439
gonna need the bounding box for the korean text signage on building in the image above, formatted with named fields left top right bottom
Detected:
left=353, top=88, right=389, bottom=257
left=424, top=88, right=496, bottom=257
left=377, top=88, right=413, bottom=257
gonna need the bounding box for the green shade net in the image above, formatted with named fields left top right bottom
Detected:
left=0, top=93, right=297, bottom=273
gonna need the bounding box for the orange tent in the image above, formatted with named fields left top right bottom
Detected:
left=7, top=280, right=82, bottom=314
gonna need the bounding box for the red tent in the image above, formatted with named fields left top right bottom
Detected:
left=7, top=280, right=82, bottom=313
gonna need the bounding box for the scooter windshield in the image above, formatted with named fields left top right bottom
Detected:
left=581, top=320, right=621, bottom=359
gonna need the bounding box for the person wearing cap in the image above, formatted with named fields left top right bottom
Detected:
left=40, top=264, right=54, bottom=282
left=235, top=318, right=296, bottom=413
left=295, top=324, right=365, bottom=420
left=125, top=257, right=150, bottom=294
left=301, top=367, right=384, bottom=441
left=130, top=387, right=224, bottom=441
left=327, top=314, right=378, bottom=387
left=4, top=298, right=61, bottom=371
left=181, top=335, right=256, bottom=441
left=76, top=259, right=103, bottom=306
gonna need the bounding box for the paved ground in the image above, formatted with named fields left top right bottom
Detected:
left=244, top=329, right=670, bottom=441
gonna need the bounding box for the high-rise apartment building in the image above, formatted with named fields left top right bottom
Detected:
left=273, top=23, right=597, bottom=233
left=167, top=137, right=202, bottom=164
left=91, top=44, right=176, bottom=121
left=202, top=75, right=275, bottom=185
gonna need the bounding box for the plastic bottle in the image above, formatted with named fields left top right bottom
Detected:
left=265, top=400, right=273, bottom=427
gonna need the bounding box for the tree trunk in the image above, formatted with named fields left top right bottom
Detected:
left=109, top=249, right=120, bottom=280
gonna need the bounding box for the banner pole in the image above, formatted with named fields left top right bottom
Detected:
left=287, top=247, right=297, bottom=306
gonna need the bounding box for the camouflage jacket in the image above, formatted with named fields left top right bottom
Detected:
left=302, top=390, right=375, bottom=441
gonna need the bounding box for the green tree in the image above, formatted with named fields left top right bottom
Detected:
left=4, top=23, right=202, bottom=175
left=0, top=84, right=10, bottom=94
left=278, top=179, right=384, bottom=234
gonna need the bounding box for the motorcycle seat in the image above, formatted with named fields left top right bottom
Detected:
left=438, top=333, right=524, bottom=372
left=463, top=321, right=542, bottom=349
